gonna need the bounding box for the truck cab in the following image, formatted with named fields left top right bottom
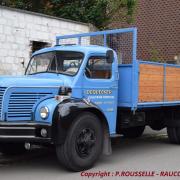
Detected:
left=0, top=41, right=118, bottom=171
left=25, top=45, right=119, bottom=134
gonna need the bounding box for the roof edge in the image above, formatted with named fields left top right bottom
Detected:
left=0, top=5, right=90, bottom=27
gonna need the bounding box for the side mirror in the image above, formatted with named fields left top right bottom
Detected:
left=106, top=50, right=114, bottom=64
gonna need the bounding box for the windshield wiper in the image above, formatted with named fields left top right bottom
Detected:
left=28, top=71, right=58, bottom=75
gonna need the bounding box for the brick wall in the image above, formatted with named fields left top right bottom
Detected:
left=0, top=6, right=90, bottom=75
left=110, top=0, right=180, bottom=62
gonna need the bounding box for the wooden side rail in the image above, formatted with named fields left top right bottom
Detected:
left=166, top=67, right=180, bottom=101
left=139, top=64, right=164, bottom=102
left=139, top=63, right=180, bottom=103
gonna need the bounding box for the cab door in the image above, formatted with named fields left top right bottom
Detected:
left=82, top=54, right=118, bottom=134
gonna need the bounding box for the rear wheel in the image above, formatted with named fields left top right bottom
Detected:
left=167, top=127, right=180, bottom=144
left=56, top=112, right=103, bottom=171
left=122, top=126, right=145, bottom=138
left=149, top=119, right=165, bottom=130
left=0, top=143, right=26, bottom=156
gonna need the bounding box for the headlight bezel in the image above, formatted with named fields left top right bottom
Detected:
left=40, top=106, right=49, bottom=119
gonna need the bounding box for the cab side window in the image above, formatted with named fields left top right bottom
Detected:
left=85, top=56, right=112, bottom=79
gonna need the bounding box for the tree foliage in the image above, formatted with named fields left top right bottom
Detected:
left=0, top=0, right=137, bottom=29
left=0, top=0, right=44, bottom=12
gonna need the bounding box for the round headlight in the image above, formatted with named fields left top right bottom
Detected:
left=40, top=107, right=49, bottom=119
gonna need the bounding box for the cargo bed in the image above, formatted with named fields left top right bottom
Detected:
left=118, top=60, right=180, bottom=110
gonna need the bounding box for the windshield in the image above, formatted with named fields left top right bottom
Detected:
left=26, top=51, right=84, bottom=76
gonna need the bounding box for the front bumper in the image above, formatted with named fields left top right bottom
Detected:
left=0, top=122, right=51, bottom=143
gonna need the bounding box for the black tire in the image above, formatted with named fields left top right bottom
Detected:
left=56, top=112, right=103, bottom=171
left=167, top=127, right=180, bottom=144
left=0, top=143, right=26, bottom=156
left=122, top=126, right=145, bottom=138
left=149, top=120, right=165, bottom=130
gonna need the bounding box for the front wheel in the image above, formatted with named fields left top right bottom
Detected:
left=122, top=126, right=145, bottom=138
left=167, top=127, right=180, bottom=144
left=56, top=112, right=103, bottom=171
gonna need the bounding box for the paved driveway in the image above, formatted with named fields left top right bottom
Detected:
left=0, top=127, right=179, bottom=180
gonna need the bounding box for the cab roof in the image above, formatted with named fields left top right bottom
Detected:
left=32, top=45, right=111, bottom=57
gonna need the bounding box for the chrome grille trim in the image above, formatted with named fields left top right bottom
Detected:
left=7, top=92, right=53, bottom=120
left=0, top=87, right=7, bottom=120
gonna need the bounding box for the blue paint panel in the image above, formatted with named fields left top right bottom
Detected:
left=0, top=74, right=73, bottom=87
left=138, top=60, right=180, bottom=68
left=118, top=64, right=133, bottom=107
left=138, top=101, right=180, bottom=108
left=117, top=62, right=139, bottom=110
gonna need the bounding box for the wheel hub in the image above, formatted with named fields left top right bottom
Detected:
left=75, top=128, right=96, bottom=158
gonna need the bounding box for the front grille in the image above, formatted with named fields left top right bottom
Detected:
left=0, top=87, right=6, bottom=119
left=7, top=92, right=53, bottom=120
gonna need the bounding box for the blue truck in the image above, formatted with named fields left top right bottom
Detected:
left=0, top=28, right=180, bottom=171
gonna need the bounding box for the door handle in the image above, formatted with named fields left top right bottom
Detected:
left=116, top=72, right=119, bottom=80
left=111, top=85, right=118, bottom=88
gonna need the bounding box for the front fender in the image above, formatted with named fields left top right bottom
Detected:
left=52, top=98, right=108, bottom=145
left=34, top=98, right=60, bottom=123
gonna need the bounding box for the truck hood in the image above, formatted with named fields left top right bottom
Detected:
left=0, top=76, right=66, bottom=87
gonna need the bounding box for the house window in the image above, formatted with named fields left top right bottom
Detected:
left=30, top=41, right=51, bottom=54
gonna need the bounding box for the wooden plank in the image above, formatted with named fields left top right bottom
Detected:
left=166, top=67, right=180, bottom=101
left=140, top=64, right=164, bottom=74
left=139, top=64, right=164, bottom=102
left=138, top=64, right=180, bottom=103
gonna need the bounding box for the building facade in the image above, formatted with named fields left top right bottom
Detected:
left=0, top=6, right=90, bottom=75
left=110, top=0, right=180, bottom=62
